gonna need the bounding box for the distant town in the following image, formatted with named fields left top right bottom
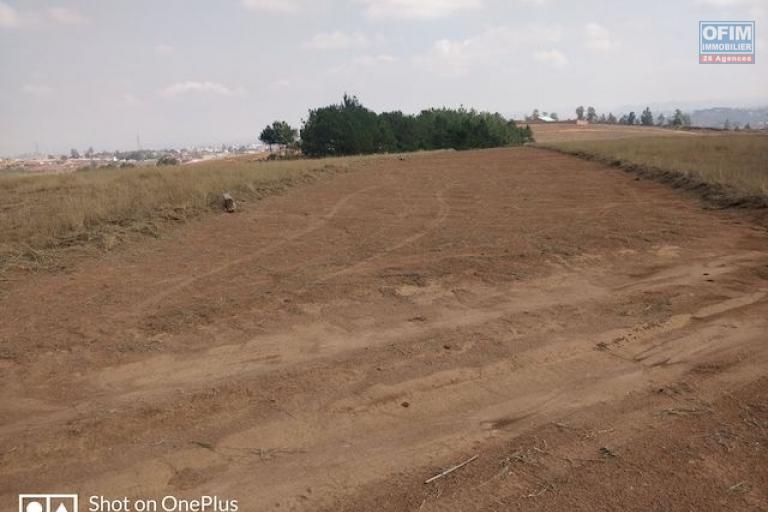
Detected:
left=0, top=142, right=271, bottom=174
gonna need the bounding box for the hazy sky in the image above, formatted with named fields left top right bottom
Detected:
left=0, top=0, right=766, bottom=155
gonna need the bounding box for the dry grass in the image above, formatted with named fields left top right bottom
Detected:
left=0, top=154, right=403, bottom=273
left=541, top=134, right=768, bottom=201
left=531, top=123, right=697, bottom=143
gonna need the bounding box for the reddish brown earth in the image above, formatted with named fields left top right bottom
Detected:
left=530, top=123, right=703, bottom=143
left=1, top=147, right=767, bottom=511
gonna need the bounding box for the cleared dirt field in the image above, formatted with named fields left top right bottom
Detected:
left=532, top=122, right=702, bottom=143
left=2, top=147, right=768, bottom=511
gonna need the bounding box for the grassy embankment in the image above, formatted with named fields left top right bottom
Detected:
left=540, top=134, right=768, bottom=207
left=0, top=154, right=390, bottom=274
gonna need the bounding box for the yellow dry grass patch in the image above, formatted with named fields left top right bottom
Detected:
left=542, top=134, right=768, bottom=198
left=0, top=154, right=405, bottom=273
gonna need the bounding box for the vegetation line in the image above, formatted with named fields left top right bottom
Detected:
left=538, top=135, right=768, bottom=209
left=0, top=156, right=375, bottom=274
left=263, top=95, right=534, bottom=158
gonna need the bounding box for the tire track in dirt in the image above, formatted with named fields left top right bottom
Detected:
left=133, top=185, right=380, bottom=312
left=4, top=245, right=768, bottom=506
left=308, top=183, right=454, bottom=285
left=2, top=148, right=768, bottom=511
left=30, top=291, right=767, bottom=511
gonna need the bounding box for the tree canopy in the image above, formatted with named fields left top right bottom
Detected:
left=299, top=95, right=533, bottom=157
left=670, top=109, right=691, bottom=127
left=260, top=121, right=298, bottom=148
left=640, top=107, right=654, bottom=126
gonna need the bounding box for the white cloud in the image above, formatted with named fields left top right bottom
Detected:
left=120, top=93, right=142, bottom=106
left=354, top=54, right=398, bottom=65
left=270, top=78, right=293, bottom=88
left=154, top=44, right=175, bottom=55
left=413, top=25, right=562, bottom=75
left=327, top=53, right=399, bottom=76
left=244, top=0, right=485, bottom=18
left=417, top=38, right=474, bottom=74
left=532, top=49, right=568, bottom=68
left=0, top=4, right=88, bottom=28
left=697, top=0, right=766, bottom=18
left=159, top=81, right=243, bottom=98
left=697, top=0, right=759, bottom=5
left=241, top=0, right=301, bottom=13
left=0, top=1, right=18, bottom=27
left=46, top=7, right=87, bottom=25
left=584, top=22, right=619, bottom=52
left=695, top=0, right=766, bottom=14
left=22, top=84, right=54, bottom=97
left=303, top=31, right=370, bottom=50
left=358, top=0, right=483, bottom=20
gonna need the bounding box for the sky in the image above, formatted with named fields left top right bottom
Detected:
left=0, top=0, right=766, bottom=156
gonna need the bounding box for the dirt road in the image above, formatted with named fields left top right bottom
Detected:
left=2, top=148, right=767, bottom=511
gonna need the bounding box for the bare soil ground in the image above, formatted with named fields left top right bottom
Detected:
left=531, top=123, right=702, bottom=143
left=2, top=147, right=768, bottom=511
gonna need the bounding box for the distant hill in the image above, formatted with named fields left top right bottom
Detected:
left=690, top=107, right=768, bottom=129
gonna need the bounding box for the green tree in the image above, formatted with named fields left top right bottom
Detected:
left=523, top=124, right=534, bottom=141
left=300, top=94, right=382, bottom=157
left=260, top=121, right=297, bottom=150
left=607, top=113, right=617, bottom=124
left=274, top=121, right=297, bottom=146
left=378, top=111, right=421, bottom=152
left=640, top=107, right=654, bottom=126
left=586, top=106, right=597, bottom=122
left=576, top=106, right=585, bottom=121
left=157, top=154, right=179, bottom=166
left=670, top=109, right=690, bottom=127
left=627, top=111, right=637, bottom=125
left=300, top=95, right=531, bottom=157
left=259, top=125, right=277, bottom=149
